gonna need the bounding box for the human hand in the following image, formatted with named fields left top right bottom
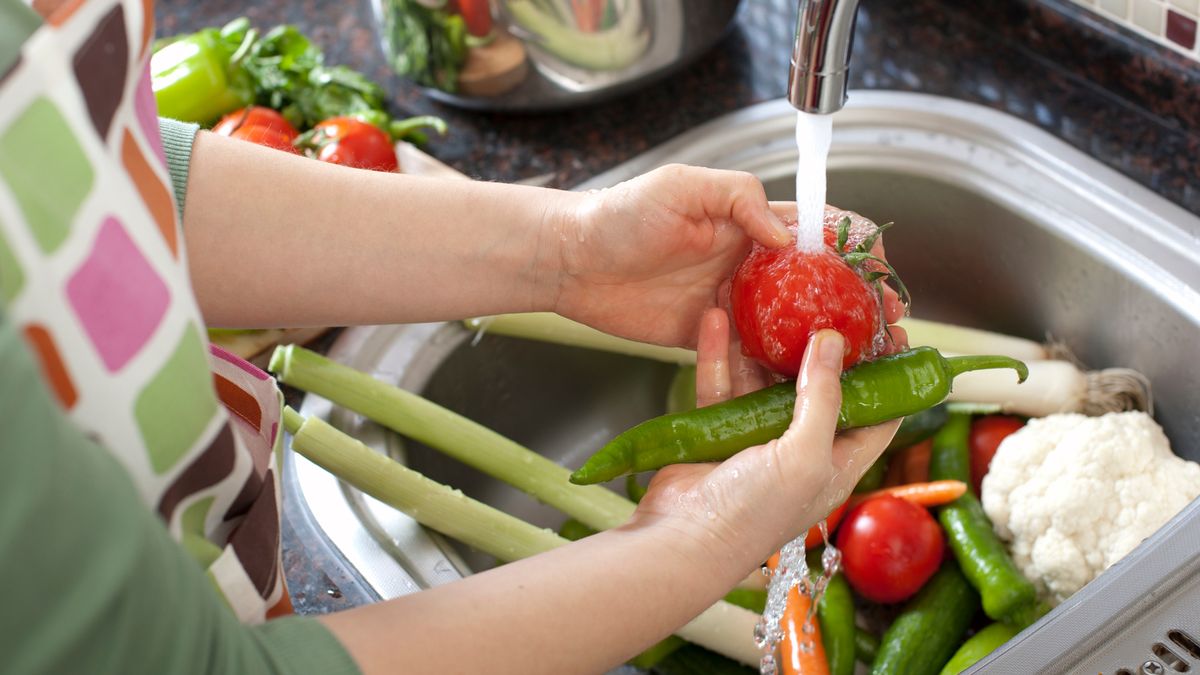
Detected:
left=551, top=164, right=793, bottom=348
left=628, top=327, right=902, bottom=579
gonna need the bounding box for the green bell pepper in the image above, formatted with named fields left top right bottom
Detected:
left=151, top=26, right=254, bottom=125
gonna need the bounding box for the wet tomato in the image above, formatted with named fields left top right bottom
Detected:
left=836, top=494, right=944, bottom=604
left=731, top=220, right=883, bottom=376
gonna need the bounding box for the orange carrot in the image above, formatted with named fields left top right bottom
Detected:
left=848, top=479, right=968, bottom=509
left=780, top=582, right=830, bottom=675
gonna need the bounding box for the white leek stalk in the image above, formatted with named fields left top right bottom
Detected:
left=946, top=357, right=1152, bottom=417
left=464, top=313, right=696, bottom=365
left=898, top=317, right=1049, bottom=361
left=284, top=407, right=760, bottom=666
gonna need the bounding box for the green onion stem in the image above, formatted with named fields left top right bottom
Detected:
left=269, top=345, right=636, bottom=531
left=289, top=408, right=563, bottom=561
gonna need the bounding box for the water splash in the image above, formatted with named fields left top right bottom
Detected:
left=794, top=111, right=833, bottom=253
left=756, top=519, right=843, bottom=674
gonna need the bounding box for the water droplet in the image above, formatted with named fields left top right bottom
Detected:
left=753, top=621, right=769, bottom=648
left=759, top=653, right=777, bottom=675
left=731, top=468, right=741, bottom=479
left=706, top=510, right=717, bottom=521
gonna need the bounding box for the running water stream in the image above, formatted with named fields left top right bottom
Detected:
left=793, top=111, right=834, bottom=253
left=754, top=110, right=840, bottom=675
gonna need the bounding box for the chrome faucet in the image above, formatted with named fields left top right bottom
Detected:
left=788, top=0, right=862, bottom=114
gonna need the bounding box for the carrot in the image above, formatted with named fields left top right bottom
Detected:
left=847, top=479, right=968, bottom=509
left=780, top=582, right=830, bottom=675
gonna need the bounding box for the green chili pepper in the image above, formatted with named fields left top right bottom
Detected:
left=928, top=412, right=973, bottom=485
left=151, top=26, right=255, bottom=125
left=930, top=416, right=1038, bottom=623
left=808, top=549, right=856, bottom=675
left=939, top=622, right=1019, bottom=675
left=569, top=348, right=1027, bottom=485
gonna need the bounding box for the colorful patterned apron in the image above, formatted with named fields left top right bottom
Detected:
left=0, top=0, right=290, bottom=622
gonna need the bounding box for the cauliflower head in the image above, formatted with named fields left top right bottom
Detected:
left=981, top=411, right=1200, bottom=605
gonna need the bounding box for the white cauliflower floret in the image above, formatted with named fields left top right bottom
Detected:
left=981, top=411, right=1200, bottom=605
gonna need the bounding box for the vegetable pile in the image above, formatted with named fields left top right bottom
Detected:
left=263, top=205, right=1190, bottom=674
left=152, top=18, right=446, bottom=169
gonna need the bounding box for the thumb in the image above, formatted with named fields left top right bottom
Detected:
left=778, top=330, right=845, bottom=469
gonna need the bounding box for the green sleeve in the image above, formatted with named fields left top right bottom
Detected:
left=158, top=117, right=201, bottom=220
left=0, top=312, right=361, bottom=675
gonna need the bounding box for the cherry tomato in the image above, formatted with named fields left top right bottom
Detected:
left=836, top=495, right=944, bottom=604
left=213, top=106, right=299, bottom=140
left=731, top=222, right=883, bottom=376
left=805, top=501, right=848, bottom=549
left=310, top=117, right=398, bottom=172
left=970, top=415, right=1024, bottom=494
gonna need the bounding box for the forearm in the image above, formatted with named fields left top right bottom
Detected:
left=321, top=516, right=752, bottom=675
left=182, top=131, right=576, bottom=328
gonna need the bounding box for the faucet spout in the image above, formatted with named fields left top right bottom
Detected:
left=788, top=0, right=862, bottom=115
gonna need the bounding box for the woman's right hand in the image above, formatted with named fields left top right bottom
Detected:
left=629, top=317, right=901, bottom=580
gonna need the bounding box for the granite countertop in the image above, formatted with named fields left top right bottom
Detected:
left=156, top=0, right=1199, bottom=614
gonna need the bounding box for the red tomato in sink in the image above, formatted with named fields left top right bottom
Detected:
left=837, top=495, right=944, bottom=604
left=970, top=415, right=1024, bottom=494
left=310, top=117, right=398, bottom=172
left=731, top=222, right=882, bottom=375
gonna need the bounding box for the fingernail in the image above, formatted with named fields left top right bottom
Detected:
left=815, top=330, right=844, bottom=370
left=767, top=211, right=792, bottom=245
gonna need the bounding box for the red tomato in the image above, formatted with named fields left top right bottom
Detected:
left=805, top=501, right=848, bottom=549
left=213, top=106, right=299, bottom=140
left=970, top=415, right=1024, bottom=494
left=310, top=117, right=398, bottom=172
left=228, top=125, right=301, bottom=154
left=836, top=495, right=944, bottom=604
left=458, top=0, right=493, bottom=37
left=731, top=222, right=884, bottom=376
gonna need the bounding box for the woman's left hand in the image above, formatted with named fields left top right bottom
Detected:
left=551, top=164, right=793, bottom=348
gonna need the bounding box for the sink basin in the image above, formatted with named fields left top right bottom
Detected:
left=288, top=92, right=1200, bottom=673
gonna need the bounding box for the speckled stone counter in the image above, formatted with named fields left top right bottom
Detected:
left=156, top=0, right=1199, bottom=613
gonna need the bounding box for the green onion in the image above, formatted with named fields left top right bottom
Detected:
left=464, top=313, right=696, bottom=364
left=286, top=408, right=562, bottom=560
left=284, top=406, right=761, bottom=666
left=270, top=344, right=636, bottom=531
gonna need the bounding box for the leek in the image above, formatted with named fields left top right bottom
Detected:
left=946, top=357, right=1152, bottom=417
left=271, top=344, right=635, bottom=531
left=898, top=317, right=1049, bottom=361
left=286, top=409, right=562, bottom=560
left=285, top=406, right=761, bottom=666
left=272, top=343, right=765, bottom=591
left=464, top=312, right=696, bottom=364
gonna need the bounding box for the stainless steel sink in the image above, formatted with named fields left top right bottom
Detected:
left=287, top=92, right=1200, bottom=673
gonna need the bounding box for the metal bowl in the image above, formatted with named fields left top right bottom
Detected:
left=372, top=0, right=743, bottom=112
